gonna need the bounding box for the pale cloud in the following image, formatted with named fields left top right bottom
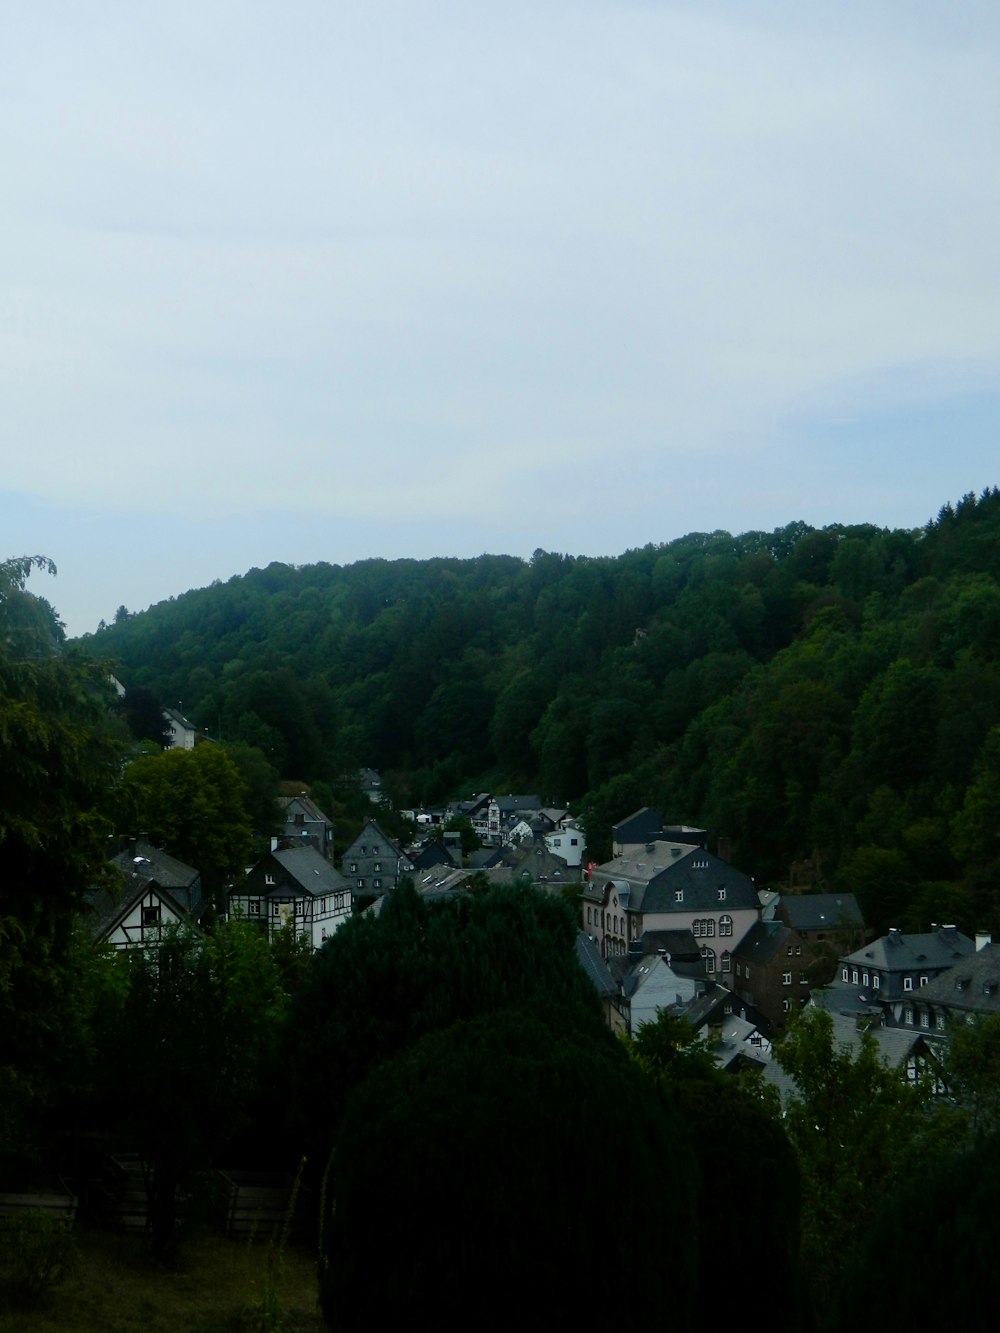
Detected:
left=2, top=2, right=999, bottom=631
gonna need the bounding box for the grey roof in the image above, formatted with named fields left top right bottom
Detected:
left=278, top=793, right=334, bottom=825
left=411, top=840, right=460, bottom=871
left=780, top=893, right=865, bottom=932
left=630, top=929, right=702, bottom=961
left=639, top=851, right=758, bottom=914
left=88, top=840, right=202, bottom=939
left=342, top=818, right=409, bottom=862
left=732, top=919, right=791, bottom=965
left=575, top=932, right=619, bottom=1000
left=162, top=706, right=196, bottom=729
left=492, top=794, right=541, bottom=813
left=583, top=841, right=695, bottom=900
left=268, top=845, right=351, bottom=897
left=612, top=807, right=663, bottom=844
left=843, top=926, right=974, bottom=974
left=909, top=943, right=1000, bottom=1015
left=682, top=983, right=734, bottom=1032
left=811, top=982, right=884, bottom=1020
left=109, top=839, right=199, bottom=892
left=468, top=846, right=506, bottom=869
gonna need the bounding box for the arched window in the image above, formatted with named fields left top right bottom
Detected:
left=719, top=915, right=733, bottom=937
left=701, top=947, right=716, bottom=974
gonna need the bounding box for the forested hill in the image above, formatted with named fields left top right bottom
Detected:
left=89, top=490, right=1000, bottom=930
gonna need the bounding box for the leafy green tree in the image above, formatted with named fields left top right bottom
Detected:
left=842, top=1130, right=1000, bottom=1324
left=118, top=685, right=171, bottom=747
left=0, top=556, right=123, bottom=1175
left=103, top=921, right=290, bottom=1261
left=631, top=1010, right=807, bottom=1329
left=115, top=744, right=254, bottom=905
left=944, top=1012, right=1000, bottom=1134
left=442, top=813, right=480, bottom=857
left=287, top=881, right=598, bottom=1163
left=775, top=1008, right=930, bottom=1318
left=320, top=1006, right=698, bottom=1332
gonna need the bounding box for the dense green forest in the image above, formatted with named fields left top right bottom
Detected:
left=6, top=538, right=1000, bottom=1329
left=91, top=489, right=1000, bottom=932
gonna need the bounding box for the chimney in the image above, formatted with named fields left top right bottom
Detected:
left=977, top=931, right=993, bottom=952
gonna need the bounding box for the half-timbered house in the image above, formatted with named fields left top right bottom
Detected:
left=230, top=844, right=352, bottom=948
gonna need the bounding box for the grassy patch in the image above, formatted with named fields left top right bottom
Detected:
left=0, top=1225, right=326, bottom=1332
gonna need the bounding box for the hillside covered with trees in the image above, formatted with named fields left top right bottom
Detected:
left=91, top=489, right=1000, bottom=932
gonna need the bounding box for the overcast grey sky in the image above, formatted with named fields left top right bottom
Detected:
left=4, top=1, right=999, bottom=636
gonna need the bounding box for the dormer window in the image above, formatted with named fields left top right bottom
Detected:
left=904, top=977, right=913, bottom=991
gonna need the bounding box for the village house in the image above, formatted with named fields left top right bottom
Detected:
left=87, top=838, right=203, bottom=950
left=899, top=934, right=996, bottom=1037
left=276, top=792, right=335, bottom=860
left=583, top=842, right=759, bottom=970
left=229, top=844, right=352, bottom=948
left=340, top=818, right=415, bottom=898
left=728, top=894, right=868, bottom=1035
left=836, top=925, right=976, bottom=1024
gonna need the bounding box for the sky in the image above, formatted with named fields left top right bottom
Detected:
left=4, top=1, right=999, bottom=637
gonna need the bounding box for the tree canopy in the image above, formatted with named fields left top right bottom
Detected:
left=320, top=1005, right=699, bottom=1332
left=0, top=556, right=122, bottom=1174
left=115, top=743, right=254, bottom=904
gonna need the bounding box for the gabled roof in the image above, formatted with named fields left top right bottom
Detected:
left=411, top=841, right=460, bottom=871
left=109, top=839, right=199, bottom=893
left=490, top=794, right=541, bottom=813
left=780, top=893, right=865, bottom=933
left=909, top=942, right=1000, bottom=1014
left=88, top=839, right=201, bottom=941
left=843, top=926, right=974, bottom=974
left=341, top=819, right=409, bottom=861
left=162, top=706, right=196, bottom=729
left=584, top=841, right=695, bottom=901
left=279, top=793, right=334, bottom=825
left=266, top=845, right=352, bottom=898
left=612, top=807, right=663, bottom=845
left=575, top=932, right=619, bottom=1000
left=732, top=919, right=790, bottom=965
left=638, top=850, right=757, bottom=914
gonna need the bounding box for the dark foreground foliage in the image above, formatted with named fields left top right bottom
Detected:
left=320, top=1005, right=699, bottom=1333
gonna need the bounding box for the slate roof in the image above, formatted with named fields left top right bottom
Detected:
left=575, top=932, right=619, bottom=1000
left=411, top=840, right=460, bottom=872
left=109, top=839, right=200, bottom=895
left=910, top=942, right=1000, bottom=1015
left=638, top=851, right=757, bottom=914
left=811, top=983, right=884, bottom=1021
left=843, top=926, right=974, bottom=974
left=732, top=919, right=791, bottom=966
left=88, top=839, right=202, bottom=940
left=780, top=893, right=865, bottom=933
left=267, top=845, right=351, bottom=898
left=278, top=793, right=334, bottom=825
left=612, top=807, right=663, bottom=846
left=583, top=841, right=695, bottom=901
left=491, top=794, right=541, bottom=814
